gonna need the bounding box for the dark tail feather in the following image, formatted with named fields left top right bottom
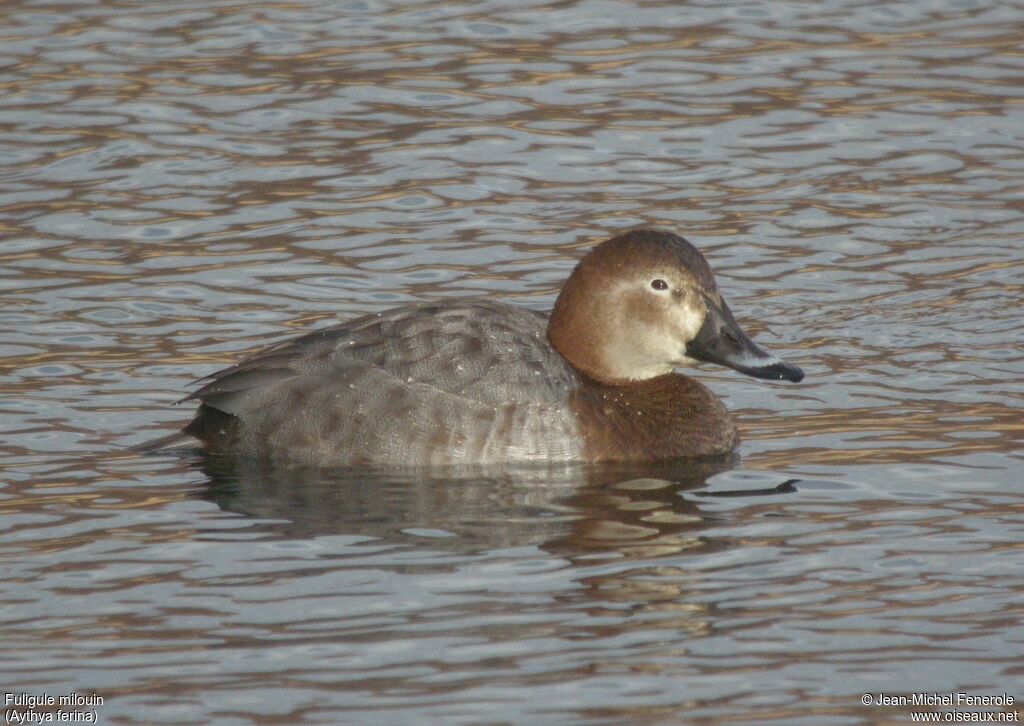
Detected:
left=133, top=406, right=237, bottom=453
left=131, top=429, right=195, bottom=453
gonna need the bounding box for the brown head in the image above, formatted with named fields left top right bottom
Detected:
left=547, top=229, right=803, bottom=385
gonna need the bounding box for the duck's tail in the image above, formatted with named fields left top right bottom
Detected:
left=130, top=429, right=194, bottom=453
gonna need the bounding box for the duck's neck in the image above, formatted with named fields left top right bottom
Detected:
left=569, top=373, right=738, bottom=461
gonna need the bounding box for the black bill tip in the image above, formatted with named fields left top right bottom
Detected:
left=734, top=359, right=804, bottom=383
left=686, top=296, right=804, bottom=384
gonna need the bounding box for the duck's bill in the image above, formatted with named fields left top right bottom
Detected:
left=685, top=298, right=804, bottom=383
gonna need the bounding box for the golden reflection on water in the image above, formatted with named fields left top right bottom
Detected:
left=740, top=399, right=1023, bottom=467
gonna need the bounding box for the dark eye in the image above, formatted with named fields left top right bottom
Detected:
left=650, top=279, right=669, bottom=291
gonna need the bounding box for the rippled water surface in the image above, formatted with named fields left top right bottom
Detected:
left=2, top=0, right=1023, bottom=723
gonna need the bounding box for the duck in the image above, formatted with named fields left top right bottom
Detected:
left=147, top=229, right=804, bottom=466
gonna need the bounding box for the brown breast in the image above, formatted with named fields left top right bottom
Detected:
left=569, top=373, right=738, bottom=461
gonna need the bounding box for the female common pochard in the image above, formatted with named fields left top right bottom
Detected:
left=149, top=229, right=804, bottom=465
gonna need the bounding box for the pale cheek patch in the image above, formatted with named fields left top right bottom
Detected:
left=673, top=301, right=706, bottom=344
left=661, top=300, right=706, bottom=367
left=598, top=286, right=712, bottom=380
left=598, top=289, right=674, bottom=379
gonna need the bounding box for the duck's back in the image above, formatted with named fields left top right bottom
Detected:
left=186, top=300, right=584, bottom=465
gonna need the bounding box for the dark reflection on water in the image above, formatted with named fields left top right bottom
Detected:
left=196, top=452, right=741, bottom=557
left=3, top=0, right=1024, bottom=723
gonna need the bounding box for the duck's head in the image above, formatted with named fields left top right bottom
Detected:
left=547, top=228, right=804, bottom=385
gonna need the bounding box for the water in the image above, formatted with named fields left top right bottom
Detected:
left=2, top=0, right=1023, bottom=723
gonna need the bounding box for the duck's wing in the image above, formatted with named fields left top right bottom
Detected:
left=179, top=300, right=582, bottom=464
left=184, top=299, right=579, bottom=416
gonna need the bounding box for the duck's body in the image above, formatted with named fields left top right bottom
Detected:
left=183, top=299, right=738, bottom=465
left=157, top=229, right=803, bottom=465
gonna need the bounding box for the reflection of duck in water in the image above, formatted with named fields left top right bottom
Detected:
left=194, top=452, right=799, bottom=648
left=198, top=454, right=722, bottom=547
left=149, top=229, right=803, bottom=465
left=197, top=453, right=797, bottom=557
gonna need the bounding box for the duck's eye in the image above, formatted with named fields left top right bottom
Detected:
left=650, top=279, right=669, bottom=291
